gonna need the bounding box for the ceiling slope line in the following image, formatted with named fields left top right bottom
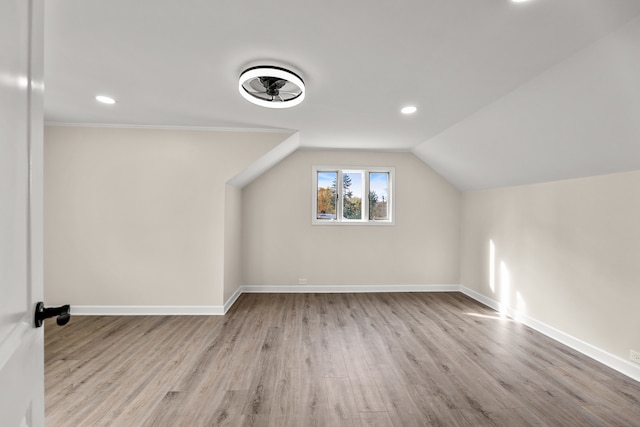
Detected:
left=227, top=131, right=301, bottom=188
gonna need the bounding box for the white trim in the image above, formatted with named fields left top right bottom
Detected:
left=71, top=305, right=224, bottom=316
left=460, top=286, right=506, bottom=314
left=460, top=286, right=640, bottom=383
left=241, top=284, right=460, bottom=293
left=68, top=285, right=459, bottom=316
left=223, top=287, right=243, bottom=314
left=44, top=121, right=295, bottom=134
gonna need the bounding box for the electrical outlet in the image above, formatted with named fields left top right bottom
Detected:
left=631, top=350, right=640, bottom=364
left=298, top=278, right=307, bottom=285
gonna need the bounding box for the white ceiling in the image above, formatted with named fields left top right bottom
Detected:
left=44, top=0, right=640, bottom=190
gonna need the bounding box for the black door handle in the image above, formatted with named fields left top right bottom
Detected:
left=34, top=302, right=71, bottom=327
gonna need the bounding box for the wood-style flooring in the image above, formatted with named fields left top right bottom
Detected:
left=45, top=292, right=640, bottom=426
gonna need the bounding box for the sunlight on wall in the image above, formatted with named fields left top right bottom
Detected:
left=489, top=240, right=495, bottom=293
left=487, top=240, right=528, bottom=322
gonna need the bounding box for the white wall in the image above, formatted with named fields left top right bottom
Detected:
left=223, top=184, right=243, bottom=302
left=45, top=126, right=288, bottom=307
left=460, top=170, right=640, bottom=363
left=242, top=150, right=461, bottom=287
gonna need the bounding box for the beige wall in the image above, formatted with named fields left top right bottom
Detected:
left=45, top=126, right=288, bottom=307
left=44, top=125, right=640, bottom=370
left=460, top=170, right=640, bottom=361
left=223, top=184, right=243, bottom=302
left=242, top=150, right=461, bottom=286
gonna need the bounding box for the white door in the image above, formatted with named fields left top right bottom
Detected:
left=0, top=0, right=45, bottom=426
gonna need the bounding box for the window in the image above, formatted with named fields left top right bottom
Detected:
left=313, top=166, right=395, bottom=225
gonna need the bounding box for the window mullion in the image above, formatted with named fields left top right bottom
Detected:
left=364, top=171, right=370, bottom=222
left=337, top=169, right=343, bottom=221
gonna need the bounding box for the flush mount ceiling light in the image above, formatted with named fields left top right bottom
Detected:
left=238, top=66, right=305, bottom=108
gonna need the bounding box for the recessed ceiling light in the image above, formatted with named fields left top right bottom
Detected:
left=95, top=95, right=116, bottom=104
left=511, top=0, right=532, bottom=3
left=401, top=106, right=417, bottom=115
left=238, top=65, right=305, bottom=109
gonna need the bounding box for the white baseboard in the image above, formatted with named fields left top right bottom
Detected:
left=460, top=286, right=640, bottom=383
left=240, top=284, right=460, bottom=293
left=223, top=287, right=243, bottom=314
left=71, top=305, right=224, bottom=316
left=71, top=285, right=458, bottom=316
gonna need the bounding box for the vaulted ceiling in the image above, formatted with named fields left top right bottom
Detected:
left=44, top=0, right=640, bottom=190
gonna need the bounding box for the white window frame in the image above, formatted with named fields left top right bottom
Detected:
left=312, top=166, right=395, bottom=225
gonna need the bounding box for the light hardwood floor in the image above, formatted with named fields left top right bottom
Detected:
left=45, top=293, right=640, bottom=426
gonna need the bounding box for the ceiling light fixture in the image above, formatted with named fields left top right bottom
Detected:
left=401, top=106, right=417, bottom=115
left=238, top=65, right=305, bottom=109
left=95, top=95, right=116, bottom=104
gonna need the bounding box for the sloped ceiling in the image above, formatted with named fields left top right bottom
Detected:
left=413, top=14, right=640, bottom=190
left=44, top=0, right=640, bottom=190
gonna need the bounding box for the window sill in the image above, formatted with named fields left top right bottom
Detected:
left=312, top=220, right=395, bottom=226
